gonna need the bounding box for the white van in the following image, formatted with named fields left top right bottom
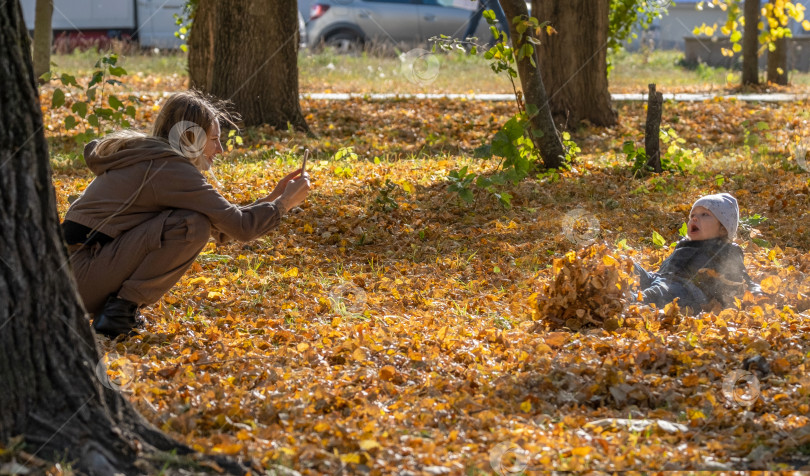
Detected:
left=19, top=0, right=186, bottom=49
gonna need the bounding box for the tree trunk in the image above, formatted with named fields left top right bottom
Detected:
left=742, top=0, right=760, bottom=86
left=500, top=0, right=566, bottom=169
left=767, top=35, right=788, bottom=85
left=531, top=0, right=616, bottom=128
left=644, top=84, right=663, bottom=173
left=191, top=0, right=309, bottom=131
left=32, top=0, right=52, bottom=84
left=0, top=2, right=247, bottom=474
left=188, top=0, right=215, bottom=90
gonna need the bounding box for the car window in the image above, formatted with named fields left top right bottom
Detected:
left=420, top=0, right=470, bottom=6
left=362, top=0, right=418, bottom=3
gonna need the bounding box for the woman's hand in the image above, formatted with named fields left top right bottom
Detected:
left=265, top=168, right=304, bottom=202
left=276, top=174, right=311, bottom=214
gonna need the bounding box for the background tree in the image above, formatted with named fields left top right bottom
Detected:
left=519, top=0, right=659, bottom=129
left=32, top=0, right=52, bottom=84
left=0, top=1, right=245, bottom=473
left=767, top=28, right=787, bottom=85
left=477, top=0, right=658, bottom=167
left=695, top=0, right=808, bottom=86
left=187, top=0, right=213, bottom=92
left=531, top=0, right=617, bottom=127
left=742, top=0, right=760, bottom=85
left=188, top=0, right=308, bottom=131
left=765, top=0, right=790, bottom=85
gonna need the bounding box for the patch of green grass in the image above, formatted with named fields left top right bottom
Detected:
left=51, top=47, right=187, bottom=77
left=50, top=46, right=810, bottom=96
left=298, top=46, right=512, bottom=94
left=609, top=49, right=730, bottom=91
left=301, top=46, right=810, bottom=93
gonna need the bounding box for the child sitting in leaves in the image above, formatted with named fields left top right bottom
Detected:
left=634, top=193, right=761, bottom=314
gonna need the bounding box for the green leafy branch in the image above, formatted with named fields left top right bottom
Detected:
left=434, top=11, right=578, bottom=208
left=624, top=127, right=702, bottom=176
left=174, top=0, right=198, bottom=52
left=43, top=53, right=138, bottom=143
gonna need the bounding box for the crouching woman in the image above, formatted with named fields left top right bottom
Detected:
left=62, top=91, right=310, bottom=337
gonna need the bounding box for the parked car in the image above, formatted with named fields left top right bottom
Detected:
left=306, top=0, right=500, bottom=52
left=298, top=11, right=308, bottom=49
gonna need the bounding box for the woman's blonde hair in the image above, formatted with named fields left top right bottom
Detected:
left=93, top=130, right=148, bottom=156
left=152, top=90, right=235, bottom=143
left=94, top=90, right=237, bottom=158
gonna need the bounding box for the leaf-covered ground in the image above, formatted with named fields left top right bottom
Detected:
left=41, top=71, right=810, bottom=473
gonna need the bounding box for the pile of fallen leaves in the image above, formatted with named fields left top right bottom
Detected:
left=532, top=244, right=636, bottom=331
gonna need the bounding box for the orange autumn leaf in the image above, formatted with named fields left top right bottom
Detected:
left=211, top=443, right=243, bottom=455
left=571, top=447, right=592, bottom=457
left=760, top=275, right=782, bottom=294
left=544, top=332, right=568, bottom=348
left=682, top=374, right=700, bottom=387
left=380, top=365, right=397, bottom=381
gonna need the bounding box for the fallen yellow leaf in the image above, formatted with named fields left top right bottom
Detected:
left=359, top=439, right=380, bottom=451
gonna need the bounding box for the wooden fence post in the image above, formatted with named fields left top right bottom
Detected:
left=645, top=83, right=664, bottom=173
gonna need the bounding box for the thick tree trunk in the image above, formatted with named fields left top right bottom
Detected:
left=500, top=0, right=565, bottom=169
left=742, top=0, right=760, bottom=86
left=644, top=84, right=663, bottom=173
left=531, top=0, right=616, bottom=128
left=767, top=37, right=788, bottom=85
left=0, top=2, right=247, bottom=474
left=188, top=0, right=215, bottom=90
left=766, top=0, right=788, bottom=86
left=32, top=0, right=52, bottom=84
left=191, top=0, right=309, bottom=131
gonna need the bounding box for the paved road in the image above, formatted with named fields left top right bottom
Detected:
left=301, top=92, right=810, bottom=102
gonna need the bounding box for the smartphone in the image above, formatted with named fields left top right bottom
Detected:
left=301, top=149, right=309, bottom=176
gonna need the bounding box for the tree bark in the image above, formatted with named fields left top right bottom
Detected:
left=766, top=0, right=788, bottom=86
left=531, top=0, right=616, bottom=128
left=0, top=2, right=247, bottom=474
left=32, top=0, right=52, bottom=84
left=767, top=33, right=788, bottom=85
left=742, top=0, right=760, bottom=86
left=499, top=0, right=565, bottom=169
left=190, top=0, right=309, bottom=131
left=188, top=0, right=215, bottom=90
left=644, top=84, right=663, bottom=173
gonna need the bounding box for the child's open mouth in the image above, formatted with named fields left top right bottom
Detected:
left=691, top=224, right=700, bottom=233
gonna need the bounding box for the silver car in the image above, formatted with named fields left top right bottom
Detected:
left=306, top=0, right=498, bottom=52
left=298, top=11, right=308, bottom=48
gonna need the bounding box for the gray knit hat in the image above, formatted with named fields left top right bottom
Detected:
left=691, top=193, right=739, bottom=239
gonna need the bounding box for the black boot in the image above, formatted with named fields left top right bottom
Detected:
left=92, top=296, right=142, bottom=338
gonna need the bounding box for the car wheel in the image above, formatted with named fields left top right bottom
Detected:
left=324, top=31, right=362, bottom=54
